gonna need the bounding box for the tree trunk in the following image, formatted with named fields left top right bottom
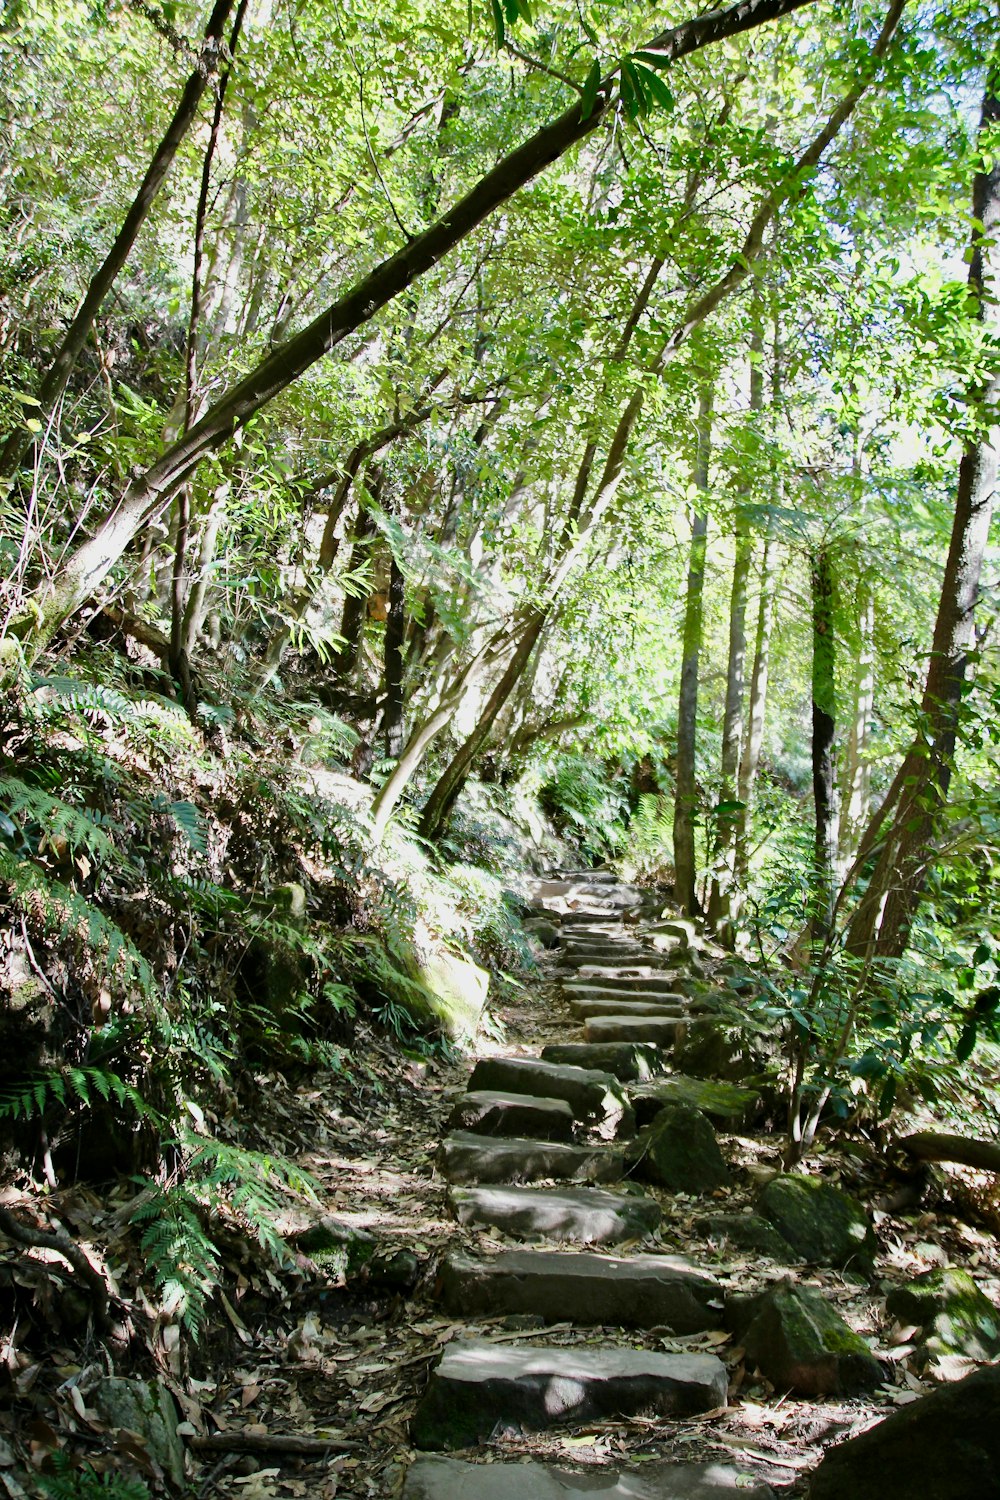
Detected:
left=838, top=568, right=875, bottom=869
left=383, top=551, right=407, bottom=759
left=5, top=0, right=905, bottom=663
left=0, top=0, right=238, bottom=479
left=843, top=71, right=1000, bottom=963
left=736, top=538, right=777, bottom=885
left=673, top=376, right=713, bottom=916
left=708, top=289, right=765, bottom=937
left=334, top=500, right=377, bottom=681
left=810, top=544, right=839, bottom=941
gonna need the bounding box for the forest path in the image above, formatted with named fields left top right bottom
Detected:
left=396, top=870, right=824, bottom=1498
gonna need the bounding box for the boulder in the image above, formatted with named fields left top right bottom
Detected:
left=296, top=1216, right=377, bottom=1279
left=93, top=1378, right=186, bottom=1488
left=675, top=1017, right=768, bottom=1083
left=757, top=1174, right=876, bottom=1271
left=725, top=1278, right=881, bottom=1395
left=625, top=1102, right=731, bottom=1194
left=396, top=936, right=490, bottom=1042
left=631, top=1075, right=760, bottom=1128
left=886, top=1267, right=1000, bottom=1374
left=808, top=1364, right=1000, bottom=1500
left=695, top=1213, right=794, bottom=1260
left=524, top=918, right=560, bottom=949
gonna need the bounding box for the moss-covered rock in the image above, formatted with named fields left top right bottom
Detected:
left=388, top=928, right=489, bottom=1042
left=725, top=1278, right=881, bottom=1395
left=757, top=1174, right=876, bottom=1271
left=675, top=1016, right=768, bottom=1083
left=886, top=1268, right=1000, bottom=1374
left=297, top=1216, right=377, bottom=1280
left=695, top=1212, right=794, bottom=1259
left=94, top=1378, right=186, bottom=1487
left=625, top=1101, right=731, bottom=1194
left=632, top=1074, right=760, bottom=1128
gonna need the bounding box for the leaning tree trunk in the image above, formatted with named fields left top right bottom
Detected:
left=843, top=69, right=1000, bottom=963
left=838, top=566, right=875, bottom=870
left=673, top=375, right=714, bottom=916
left=382, top=551, right=407, bottom=759
left=2, top=0, right=905, bottom=665
left=0, top=0, right=238, bottom=479
left=333, top=498, right=378, bottom=681
left=735, top=537, right=777, bottom=885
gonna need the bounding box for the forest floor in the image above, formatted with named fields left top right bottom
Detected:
left=4, top=942, right=1000, bottom=1498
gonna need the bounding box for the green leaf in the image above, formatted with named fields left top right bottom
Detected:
left=490, top=0, right=504, bottom=44
left=632, top=61, right=674, bottom=113
left=580, top=58, right=601, bottom=121
left=956, top=1020, right=978, bottom=1062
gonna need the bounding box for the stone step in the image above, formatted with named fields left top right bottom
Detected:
left=540, top=1042, right=668, bottom=1082
left=561, top=956, right=679, bottom=974
left=563, top=974, right=685, bottom=994
left=566, top=996, right=687, bottom=1022
left=403, top=1457, right=775, bottom=1499
left=437, top=1133, right=625, bottom=1186
left=411, top=1339, right=728, bottom=1449
left=447, top=1184, right=660, bottom=1244
left=558, top=909, right=639, bottom=925
left=447, top=1091, right=575, bottom=1141
left=584, top=1016, right=686, bottom=1045
left=467, top=1058, right=634, bottom=1139
left=436, top=1248, right=723, bottom=1331
left=559, top=936, right=649, bottom=952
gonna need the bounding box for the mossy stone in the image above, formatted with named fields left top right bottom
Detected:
left=757, top=1174, right=876, bottom=1271
left=632, top=1074, right=760, bottom=1127
left=297, top=1216, right=377, bottom=1279
left=674, top=1017, right=767, bottom=1083
left=886, top=1268, right=1000, bottom=1368
left=625, top=1101, right=731, bottom=1194
left=94, top=1378, right=186, bottom=1487
left=695, top=1212, right=794, bottom=1259
left=725, top=1278, right=881, bottom=1395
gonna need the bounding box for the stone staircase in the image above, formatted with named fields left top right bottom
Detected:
left=401, top=868, right=784, bottom=1498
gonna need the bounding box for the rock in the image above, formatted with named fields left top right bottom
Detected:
left=808, top=1364, right=1000, bottom=1500
left=540, top=1042, right=667, bottom=1082
left=626, top=1102, right=731, bottom=1194
left=296, top=1216, right=377, bottom=1279
left=368, top=1248, right=421, bottom=1293
left=675, top=1017, right=768, bottom=1083
left=566, top=996, right=687, bottom=1021
left=467, top=1058, right=635, bottom=1139
left=446, top=1091, right=575, bottom=1141
left=632, top=1075, right=760, bottom=1128
left=403, top=1457, right=776, bottom=1499
left=585, top=1016, right=684, bottom=1045
left=647, top=918, right=700, bottom=949
left=447, top=1184, right=660, bottom=1244
left=523, top=918, right=560, bottom=948
left=396, top=935, right=490, bottom=1042
left=437, top=1132, right=624, bottom=1185
left=411, top=1339, right=728, bottom=1449
left=695, top=1213, right=794, bottom=1259
left=725, top=1278, right=881, bottom=1395
left=437, top=1248, right=723, bottom=1331
left=757, top=1175, right=876, bottom=1271
left=885, top=1268, right=1000, bottom=1373
left=93, top=1378, right=186, bottom=1488
left=270, top=880, right=307, bottom=925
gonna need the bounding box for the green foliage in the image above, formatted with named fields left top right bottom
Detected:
left=0, top=1065, right=155, bottom=1125
left=618, top=793, right=674, bottom=883
left=39, top=1457, right=149, bottom=1500
left=130, top=1133, right=319, bottom=1338
left=538, top=752, right=628, bottom=860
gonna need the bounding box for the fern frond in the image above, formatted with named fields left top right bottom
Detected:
left=0, top=774, right=119, bottom=862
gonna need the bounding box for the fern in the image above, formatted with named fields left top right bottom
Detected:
left=0, top=773, right=120, bottom=863
left=39, top=1456, right=149, bottom=1500
left=131, top=1184, right=220, bottom=1339
left=0, top=853, right=154, bottom=998
left=129, top=1135, right=320, bottom=1337
left=0, top=1065, right=158, bottom=1124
